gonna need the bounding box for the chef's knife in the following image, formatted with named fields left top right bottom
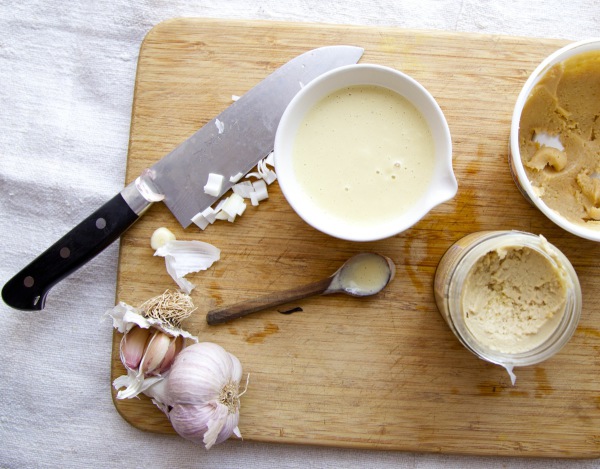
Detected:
left=2, top=45, right=364, bottom=311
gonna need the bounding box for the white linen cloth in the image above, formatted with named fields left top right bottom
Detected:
left=1, top=1, right=599, bottom=467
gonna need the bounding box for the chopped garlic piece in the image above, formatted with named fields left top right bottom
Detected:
left=191, top=206, right=219, bottom=231
left=232, top=181, right=254, bottom=198
left=154, top=240, right=221, bottom=294
left=150, top=227, right=176, bottom=250
left=201, top=206, right=218, bottom=224
left=135, top=169, right=165, bottom=202
left=191, top=213, right=210, bottom=230
left=229, top=172, right=243, bottom=183
left=245, top=153, right=277, bottom=184
left=232, top=94, right=240, bottom=101
left=213, top=198, right=227, bottom=213
left=262, top=169, right=277, bottom=185
left=222, top=193, right=246, bottom=217
left=215, top=119, right=225, bottom=134
left=204, top=173, right=225, bottom=197
left=192, top=153, right=278, bottom=229
left=252, top=180, right=268, bottom=201
left=215, top=210, right=230, bottom=221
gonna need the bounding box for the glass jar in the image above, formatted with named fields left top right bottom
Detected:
left=434, top=230, right=582, bottom=382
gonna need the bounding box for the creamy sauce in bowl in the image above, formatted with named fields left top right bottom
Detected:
left=274, top=63, right=456, bottom=242
left=292, top=84, right=435, bottom=228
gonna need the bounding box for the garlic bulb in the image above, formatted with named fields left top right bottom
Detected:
left=149, top=342, right=246, bottom=449
left=107, top=292, right=246, bottom=449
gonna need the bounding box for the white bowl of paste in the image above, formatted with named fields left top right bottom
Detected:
left=274, top=64, right=457, bottom=242
left=509, top=38, right=600, bottom=242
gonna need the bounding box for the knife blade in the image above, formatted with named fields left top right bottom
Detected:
left=2, top=45, right=364, bottom=311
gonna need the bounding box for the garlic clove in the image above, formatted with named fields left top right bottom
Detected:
left=168, top=403, right=213, bottom=445
left=167, top=402, right=236, bottom=450
left=120, top=325, right=151, bottom=371
left=140, top=331, right=172, bottom=376
left=108, top=298, right=198, bottom=401
left=204, top=403, right=232, bottom=449
left=156, top=335, right=184, bottom=375
left=212, top=406, right=241, bottom=448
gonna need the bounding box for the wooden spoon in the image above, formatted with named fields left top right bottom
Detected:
left=206, top=252, right=395, bottom=325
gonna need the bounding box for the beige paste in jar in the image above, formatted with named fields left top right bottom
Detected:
left=461, top=242, right=568, bottom=354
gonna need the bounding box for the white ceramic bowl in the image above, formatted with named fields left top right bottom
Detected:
left=274, top=64, right=457, bottom=242
left=509, top=38, right=600, bottom=242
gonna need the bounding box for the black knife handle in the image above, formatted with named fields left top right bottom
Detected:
left=2, top=192, right=142, bottom=311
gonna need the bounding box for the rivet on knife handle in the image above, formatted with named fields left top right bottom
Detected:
left=1, top=185, right=148, bottom=311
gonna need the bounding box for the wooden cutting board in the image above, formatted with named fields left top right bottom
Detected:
left=111, top=18, right=600, bottom=457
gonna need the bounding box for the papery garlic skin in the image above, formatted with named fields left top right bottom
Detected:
left=158, top=342, right=244, bottom=449
left=106, top=302, right=197, bottom=340
left=154, top=240, right=220, bottom=294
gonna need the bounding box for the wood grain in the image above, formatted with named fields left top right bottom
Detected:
left=111, top=18, right=600, bottom=457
